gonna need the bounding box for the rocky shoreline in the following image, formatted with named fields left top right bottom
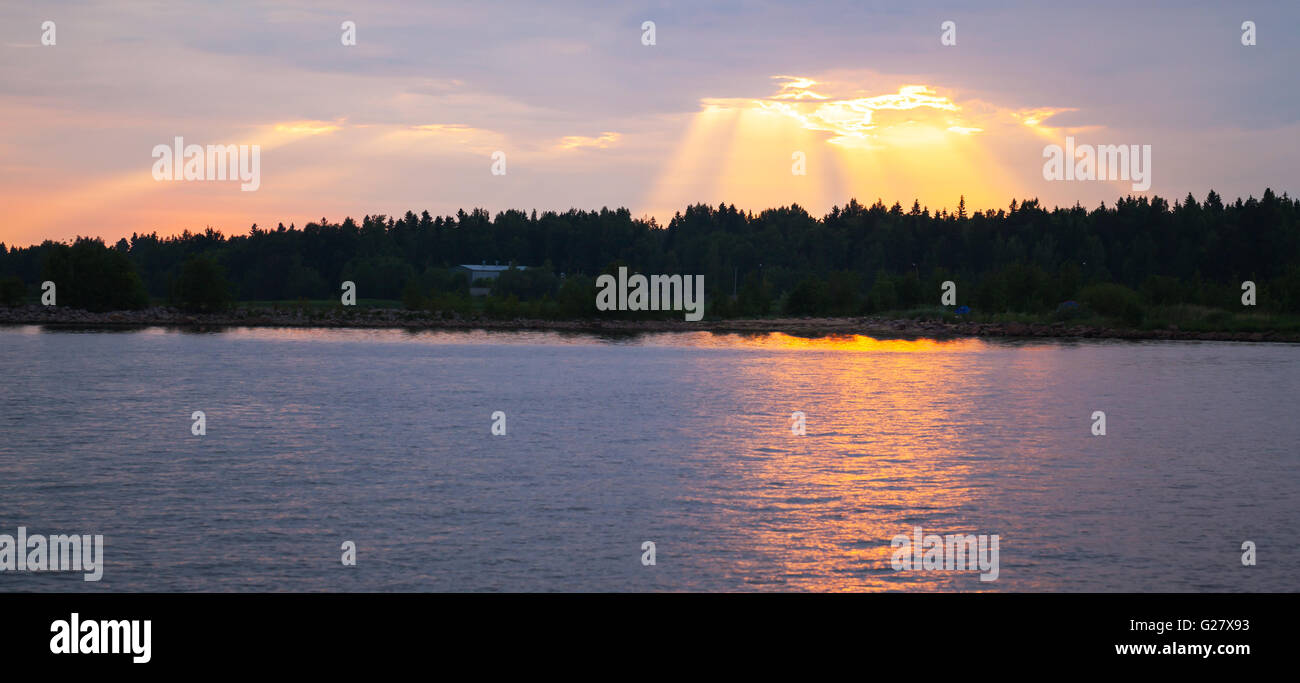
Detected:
left=1, top=305, right=1295, bottom=343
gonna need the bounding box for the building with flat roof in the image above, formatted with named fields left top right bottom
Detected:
left=457, top=263, right=528, bottom=295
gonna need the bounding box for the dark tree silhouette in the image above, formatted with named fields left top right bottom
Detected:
left=2, top=189, right=1297, bottom=321
left=170, top=255, right=232, bottom=313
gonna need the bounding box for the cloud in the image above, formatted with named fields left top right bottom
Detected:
left=554, top=132, right=620, bottom=150
left=698, top=77, right=1004, bottom=150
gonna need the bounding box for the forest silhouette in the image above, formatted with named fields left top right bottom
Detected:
left=2, top=189, right=1298, bottom=325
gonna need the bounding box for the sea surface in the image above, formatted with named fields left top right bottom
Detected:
left=0, top=325, right=1296, bottom=591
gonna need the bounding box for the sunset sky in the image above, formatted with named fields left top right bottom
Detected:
left=2, top=0, right=1297, bottom=247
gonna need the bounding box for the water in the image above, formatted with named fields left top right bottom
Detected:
left=0, top=325, right=1296, bottom=592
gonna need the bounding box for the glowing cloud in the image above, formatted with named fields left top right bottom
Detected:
left=555, top=132, right=621, bottom=150
left=692, top=78, right=983, bottom=153
left=271, top=121, right=342, bottom=137
left=644, top=73, right=1071, bottom=220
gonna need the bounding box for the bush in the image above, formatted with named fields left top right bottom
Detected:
left=866, top=272, right=897, bottom=312
left=785, top=277, right=828, bottom=316
left=401, top=279, right=427, bottom=310
left=491, top=265, right=558, bottom=300
left=736, top=272, right=772, bottom=317
left=556, top=275, right=596, bottom=318
left=340, top=256, right=416, bottom=300
left=826, top=271, right=862, bottom=315
left=1270, top=267, right=1300, bottom=314
left=170, top=255, right=232, bottom=312
left=1141, top=275, right=1183, bottom=306
left=1080, top=282, right=1144, bottom=327
left=403, top=267, right=473, bottom=311
left=0, top=275, right=24, bottom=306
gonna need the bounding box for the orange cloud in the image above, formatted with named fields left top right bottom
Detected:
left=644, top=72, right=1070, bottom=221
left=554, top=132, right=620, bottom=150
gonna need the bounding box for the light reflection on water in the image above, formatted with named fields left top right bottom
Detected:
left=0, top=326, right=1295, bottom=592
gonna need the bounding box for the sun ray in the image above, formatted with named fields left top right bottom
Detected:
left=646, top=75, right=1044, bottom=219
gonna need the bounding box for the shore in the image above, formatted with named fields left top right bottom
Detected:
left=1, top=305, right=1296, bottom=342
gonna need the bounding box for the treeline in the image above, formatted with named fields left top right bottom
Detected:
left=2, top=189, right=1299, bottom=320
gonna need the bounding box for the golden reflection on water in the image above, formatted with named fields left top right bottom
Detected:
left=9, top=326, right=1293, bottom=592
left=58, top=326, right=1032, bottom=590
left=728, top=332, right=987, bottom=354
left=677, top=332, right=1013, bottom=591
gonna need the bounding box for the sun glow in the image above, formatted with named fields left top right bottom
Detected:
left=645, top=74, right=1058, bottom=220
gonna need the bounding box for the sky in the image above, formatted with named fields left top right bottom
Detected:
left=1, top=0, right=1297, bottom=247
